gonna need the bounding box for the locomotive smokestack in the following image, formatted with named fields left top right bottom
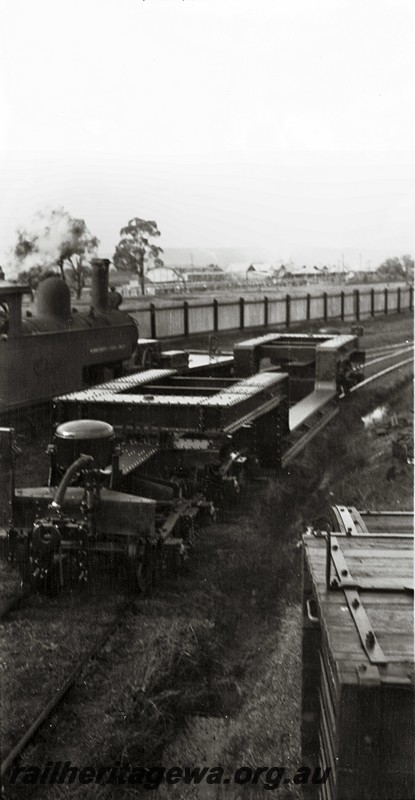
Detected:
left=91, top=258, right=110, bottom=311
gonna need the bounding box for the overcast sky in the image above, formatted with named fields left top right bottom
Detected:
left=0, top=0, right=414, bottom=270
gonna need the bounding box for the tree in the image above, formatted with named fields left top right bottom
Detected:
left=376, top=255, right=413, bottom=284
left=54, top=213, right=98, bottom=299
left=401, top=254, right=414, bottom=284
left=113, top=218, right=163, bottom=295
left=18, top=266, right=58, bottom=296
left=13, top=208, right=99, bottom=299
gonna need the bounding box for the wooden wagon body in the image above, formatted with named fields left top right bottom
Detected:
left=302, top=513, right=414, bottom=800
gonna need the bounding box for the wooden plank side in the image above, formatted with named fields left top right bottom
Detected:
left=380, top=687, right=415, bottom=799
left=321, top=604, right=413, bottom=631
left=304, top=536, right=413, bottom=550
left=304, top=533, right=414, bottom=669
left=312, top=592, right=413, bottom=606
left=337, top=548, right=412, bottom=558
left=337, top=663, right=414, bottom=685
left=360, top=512, right=414, bottom=534
left=303, top=532, right=414, bottom=799
left=328, top=630, right=414, bottom=658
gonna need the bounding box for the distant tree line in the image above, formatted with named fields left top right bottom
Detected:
left=7, top=207, right=413, bottom=297
left=376, top=254, right=413, bottom=284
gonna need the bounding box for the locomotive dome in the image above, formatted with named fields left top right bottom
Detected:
left=55, top=419, right=115, bottom=469
left=37, top=276, right=71, bottom=320
left=56, top=420, right=115, bottom=440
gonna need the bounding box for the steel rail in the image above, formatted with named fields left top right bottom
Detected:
left=363, top=344, right=414, bottom=367
left=365, top=341, right=413, bottom=354
left=362, top=346, right=413, bottom=371
left=0, top=597, right=135, bottom=779
left=341, top=356, right=414, bottom=398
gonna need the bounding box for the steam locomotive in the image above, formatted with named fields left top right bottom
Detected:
left=0, top=259, right=138, bottom=416
left=1, top=329, right=364, bottom=592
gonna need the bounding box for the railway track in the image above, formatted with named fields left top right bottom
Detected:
left=0, top=595, right=136, bottom=784
left=343, top=341, right=413, bottom=398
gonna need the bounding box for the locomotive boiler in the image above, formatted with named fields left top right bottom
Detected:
left=0, top=259, right=138, bottom=416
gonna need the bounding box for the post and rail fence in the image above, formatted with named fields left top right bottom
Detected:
left=126, top=285, right=413, bottom=341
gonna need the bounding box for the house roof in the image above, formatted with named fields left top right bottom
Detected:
left=224, top=262, right=275, bottom=274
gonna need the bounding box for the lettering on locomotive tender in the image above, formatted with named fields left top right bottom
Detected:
left=89, top=344, right=127, bottom=354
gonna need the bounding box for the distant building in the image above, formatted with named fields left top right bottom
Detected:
left=274, top=264, right=349, bottom=285
left=224, top=262, right=276, bottom=284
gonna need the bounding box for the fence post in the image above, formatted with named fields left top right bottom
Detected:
left=306, top=293, right=311, bottom=321
left=354, top=289, right=360, bottom=321
left=397, top=287, right=401, bottom=313
left=410, top=285, right=413, bottom=312
left=323, top=292, right=328, bottom=322
left=371, top=288, right=375, bottom=317
left=285, top=294, right=291, bottom=328
left=213, top=298, right=219, bottom=332
left=150, top=302, right=157, bottom=339
left=384, top=287, right=388, bottom=315
left=264, top=296, right=269, bottom=327
left=239, top=297, right=245, bottom=330
left=183, top=301, right=189, bottom=336
left=340, top=291, right=345, bottom=321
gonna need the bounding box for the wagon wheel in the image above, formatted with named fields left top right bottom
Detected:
left=127, top=540, right=147, bottom=593
left=16, top=540, right=61, bottom=595
left=16, top=539, right=36, bottom=589
left=63, top=548, right=89, bottom=589
left=133, top=556, right=147, bottom=594
left=140, top=346, right=154, bottom=369
left=162, top=541, right=182, bottom=577
left=129, top=541, right=161, bottom=594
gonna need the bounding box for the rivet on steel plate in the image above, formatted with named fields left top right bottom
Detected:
left=365, top=631, right=375, bottom=648
left=341, top=569, right=348, bottom=576
left=352, top=598, right=360, bottom=609
left=332, top=544, right=338, bottom=551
